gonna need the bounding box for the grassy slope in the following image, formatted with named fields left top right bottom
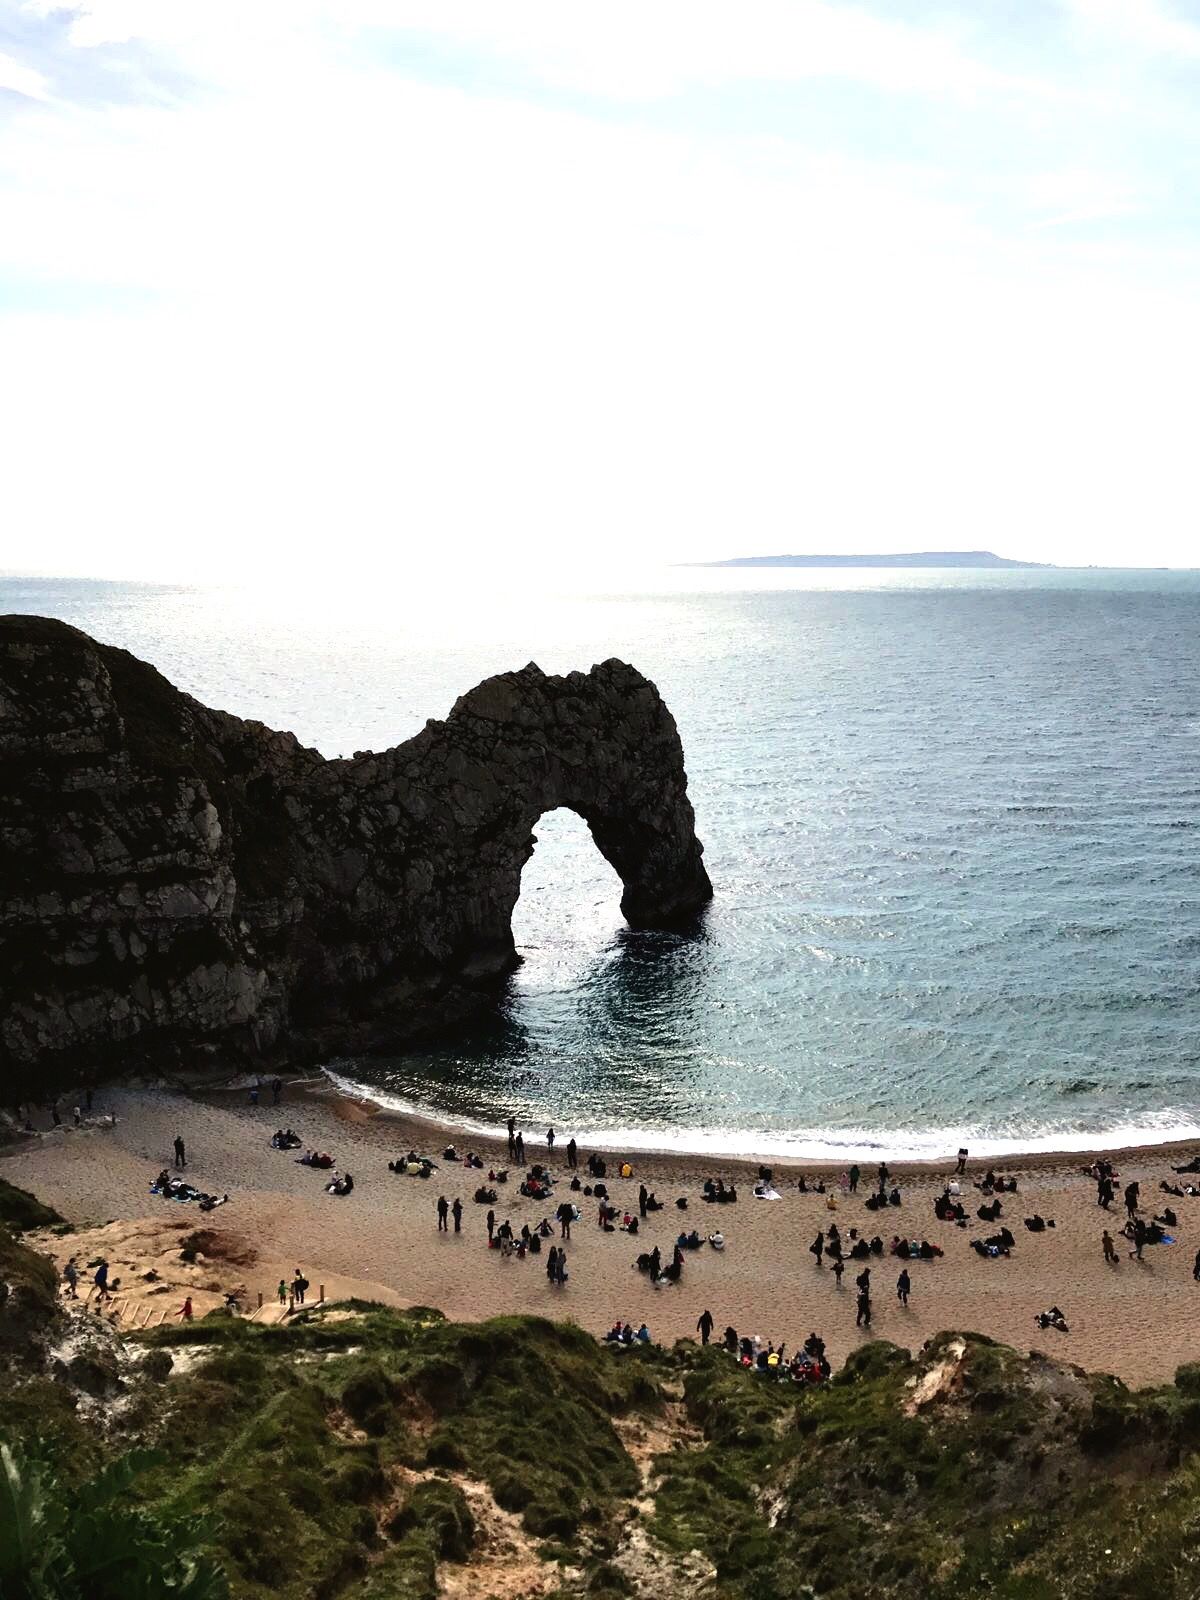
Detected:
left=5, top=1208, right=1200, bottom=1600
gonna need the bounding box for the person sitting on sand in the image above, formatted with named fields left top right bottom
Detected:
left=708, top=1231, right=725, bottom=1250
left=1035, top=1306, right=1069, bottom=1332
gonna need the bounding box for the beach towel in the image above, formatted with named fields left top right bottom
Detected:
left=753, top=1186, right=782, bottom=1201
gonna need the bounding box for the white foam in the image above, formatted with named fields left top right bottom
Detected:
left=321, top=1069, right=1200, bottom=1164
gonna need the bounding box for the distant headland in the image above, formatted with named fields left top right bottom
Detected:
left=694, top=550, right=1048, bottom=569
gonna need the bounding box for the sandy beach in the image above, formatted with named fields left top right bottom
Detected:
left=5, top=1080, right=1200, bottom=1389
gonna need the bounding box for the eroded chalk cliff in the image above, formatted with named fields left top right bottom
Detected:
left=0, top=616, right=711, bottom=1092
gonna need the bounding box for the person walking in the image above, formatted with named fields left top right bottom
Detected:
left=292, top=1270, right=308, bottom=1304
left=1129, top=1217, right=1147, bottom=1260
left=831, top=1256, right=845, bottom=1288
left=1103, top=1231, right=1119, bottom=1265
left=1098, top=1175, right=1114, bottom=1209
left=93, top=1261, right=109, bottom=1301
left=697, top=1308, right=714, bottom=1346
left=1124, top=1181, right=1140, bottom=1220
left=63, top=1260, right=78, bottom=1298
left=856, top=1288, right=872, bottom=1328
left=451, top=1197, right=463, bottom=1234
left=173, top=1134, right=186, bottom=1170
left=547, top=1127, right=555, bottom=1153
left=487, top=1208, right=496, bottom=1242
left=277, top=1278, right=288, bottom=1304
left=855, top=1266, right=871, bottom=1295
left=848, top=1164, right=860, bottom=1194
left=896, top=1268, right=910, bottom=1308
left=515, top=1132, right=525, bottom=1165
left=437, top=1195, right=449, bottom=1232
left=567, top=1137, right=577, bottom=1169
left=809, top=1231, right=824, bottom=1267
left=178, top=1296, right=193, bottom=1322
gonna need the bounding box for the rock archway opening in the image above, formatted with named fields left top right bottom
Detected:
left=511, top=808, right=625, bottom=986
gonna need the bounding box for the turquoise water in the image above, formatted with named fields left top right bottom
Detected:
left=6, top=568, right=1199, bottom=1158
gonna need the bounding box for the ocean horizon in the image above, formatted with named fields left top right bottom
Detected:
left=6, top=565, right=1199, bottom=1161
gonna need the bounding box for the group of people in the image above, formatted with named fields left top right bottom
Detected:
left=151, top=1169, right=229, bottom=1212
left=270, top=1129, right=302, bottom=1150
left=712, top=1318, right=832, bottom=1383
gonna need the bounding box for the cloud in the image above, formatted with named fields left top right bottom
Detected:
left=2, top=0, right=1200, bottom=578
left=0, top=48, right=48, bottom=100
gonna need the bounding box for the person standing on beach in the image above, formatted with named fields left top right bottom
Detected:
left=848, top=1164, right=860, bottom=1194
left=557, top=1201, right=572, bottom=1240
left=451, top=1198, right=462, bottom=1234
left=507, top=1117, right=516, bottom=1159
left=1098, top=1174, right=1114, bottom=1209
left=697, top=1309, right=714, bottom=1345
left=856, top=1266, right=871, bottom=1295
left=547, top=1127, right=555, bottom=1154
left=810, top=1232, right=824, bottom=1267
left=487, top=1209, right=496, bottom=1242
left=896, top=1269, right=910, bottom=1308
left=546, top=1245, right=558, bottom=1283
left=174, top=1135, right=186, bottom=1170
left=1125, top=1181, right=1140, bottom=1219
left=877, top=1162, right=889, bottom=1196
left=437, top=1195, right=449, bottom=1232
left=639, top=1184, right=648, bottom=1219
left=1129, top=1217, right=1147, bottom=1260
left=1103, top=1231, right=1118, bottom=1265
left=249, top=1083, right=260, bottom=1108
left=956, top=1148, right=968, bottom=1175
left=567, top=1137, right=577, bottom=1169
left=515, top=1132, right=525, bottom=1165
left=831, top=1256, right=845, bottom=1288
left=555, top=1247, right=567, bottom=1285
left=277, top=1278, right=288, bottom=1304
left=856, top=1288, right=871, bottom=1327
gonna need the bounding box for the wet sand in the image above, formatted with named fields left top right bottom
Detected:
left=5, top=1081, right=1199, bottom=1388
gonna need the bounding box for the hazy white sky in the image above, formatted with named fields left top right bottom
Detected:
left=2, top=0, right=1200, bottom=582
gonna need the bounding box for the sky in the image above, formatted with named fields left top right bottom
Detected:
left=2, top=0, right=1200, bottom=585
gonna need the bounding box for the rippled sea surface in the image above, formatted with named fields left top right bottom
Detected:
left=7, top=568, right=1199, bottom=1158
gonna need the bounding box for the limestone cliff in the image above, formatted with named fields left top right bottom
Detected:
left=0, top=615, right=711, bottom=1092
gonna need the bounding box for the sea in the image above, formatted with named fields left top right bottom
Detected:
left=5, top=567, right=1199, bottom=1162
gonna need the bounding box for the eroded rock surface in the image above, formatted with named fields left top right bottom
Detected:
left=1, top=615, right=711, bottom=1090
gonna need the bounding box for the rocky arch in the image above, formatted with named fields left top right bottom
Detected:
left=0, top=617, right=712, bottom=1089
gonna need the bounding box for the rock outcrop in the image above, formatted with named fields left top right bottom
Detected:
left=0, top=615, right=711, bottom=1092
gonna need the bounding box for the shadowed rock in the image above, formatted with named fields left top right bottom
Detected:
left=0, top=615, right=711, bottom=1090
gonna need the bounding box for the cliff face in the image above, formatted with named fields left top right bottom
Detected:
left=0, top=616, right=711, bottom=1091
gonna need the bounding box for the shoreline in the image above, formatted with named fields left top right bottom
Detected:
left=304, top=1070, right=1200, bottom=1177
